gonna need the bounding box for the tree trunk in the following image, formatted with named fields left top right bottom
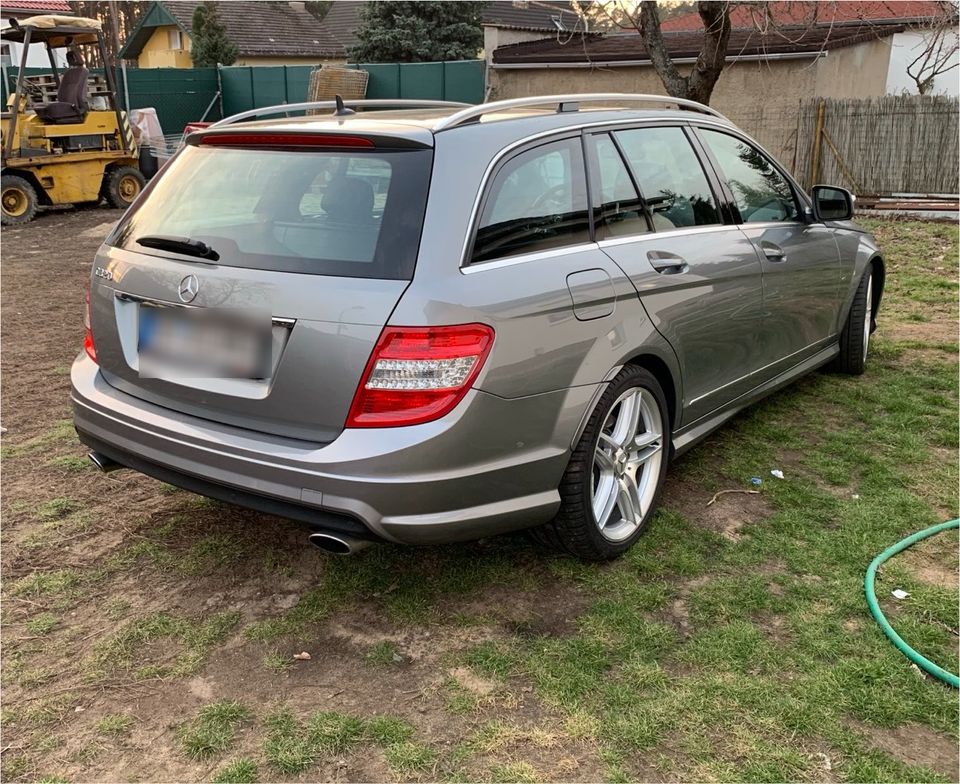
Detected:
left=638, top=0, right=731, bottom=106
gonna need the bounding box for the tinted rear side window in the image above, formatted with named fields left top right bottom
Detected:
left=471, top=138, right=589, bottom=264
left=615, top=127, right=720, bottom=230
left=109, top=144, right=433, bottom=280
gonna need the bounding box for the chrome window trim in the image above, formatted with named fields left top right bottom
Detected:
left=457, top=117, right=720, bottom=273
left=737, top=219, right=808, bottom=230
left=596, top=224, right=740, bottom=248
left=460, top=242, right=597, bottom=274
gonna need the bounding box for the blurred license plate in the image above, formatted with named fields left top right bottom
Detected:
left=138, top=305, right=271, bottom=379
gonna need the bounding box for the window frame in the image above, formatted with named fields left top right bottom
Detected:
left=690, top=124, right=809, bottom=226
left=464, top=132, right=593, bottom=267
left=584, top=130, right=654, bottom=240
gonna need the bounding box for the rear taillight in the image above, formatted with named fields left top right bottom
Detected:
left=346, top=324, right=495, bottom=428
left=83, top=287, right=97, bottom=363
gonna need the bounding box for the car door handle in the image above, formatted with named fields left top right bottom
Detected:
left=760, top=242, right=787, bottom=262
left=647, top=250, right=688, bottom=275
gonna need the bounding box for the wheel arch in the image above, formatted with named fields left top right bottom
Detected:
left=2, top=167, right=51, bottom=206
left=623, top=352, right=679, bottom=433
left=868, top=254, right=885, bottom=324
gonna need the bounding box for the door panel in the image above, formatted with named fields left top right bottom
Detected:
left=695, top=126, right=843, bottom=375
left=594, top=127, right=765, bottom=425
left=601, top=227, right=765, bottom=424
left=739, top=223, right=842, bottom=376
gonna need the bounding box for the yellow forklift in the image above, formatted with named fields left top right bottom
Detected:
left=1, top=15, right=144, bottom=225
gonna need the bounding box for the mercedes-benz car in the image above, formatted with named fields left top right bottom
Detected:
left=71, top=93, right=884, bottom=560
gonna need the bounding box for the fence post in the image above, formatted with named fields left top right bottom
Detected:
left=809, top=99, right=826, bottom=187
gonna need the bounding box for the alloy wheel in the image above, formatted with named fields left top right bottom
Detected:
left=591, top=387, right=664, bottom=542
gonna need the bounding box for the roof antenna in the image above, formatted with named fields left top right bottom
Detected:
left=333, top=95, right=355, bottom=117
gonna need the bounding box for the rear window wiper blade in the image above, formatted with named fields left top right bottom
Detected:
left=136, top=235, right=220, bottom=261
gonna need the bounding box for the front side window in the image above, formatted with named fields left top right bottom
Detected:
left=589, top=133, right=650, bottom=240
left=615, top=127, right=720, bottom=230
left=701, top=129, right=799, bottom=223
left=168, top=29, right=183, bottom=50
left=471, top=138, right=589, bottom=264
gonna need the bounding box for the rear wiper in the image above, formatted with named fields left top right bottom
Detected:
left=136, top=235, right=220, bottom=261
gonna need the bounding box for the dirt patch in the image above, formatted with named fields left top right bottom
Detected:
left=663, top=477, right=775, bottom=543
left=900, top=531, right=960, bottom=589
left=855, top=721, right=960, bottom=781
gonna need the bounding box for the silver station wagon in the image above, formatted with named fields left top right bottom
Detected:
left=72, top=94, right=884, bottom=560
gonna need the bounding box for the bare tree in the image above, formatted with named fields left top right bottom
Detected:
left=587, top=1, right=732, bottom=104
left=906, top=3, right=959, bottom=94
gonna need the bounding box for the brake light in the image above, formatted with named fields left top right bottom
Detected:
left=346, top=324, right=495, bottom=428
left=84, top=287, right=97, bottom=363
left=198, top=133, right=374, bottom=148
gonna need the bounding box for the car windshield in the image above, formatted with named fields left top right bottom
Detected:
left=109, top=143, right=433, bottom=280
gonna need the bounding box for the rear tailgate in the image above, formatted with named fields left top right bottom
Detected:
left=90, top=126, right=433, bottom=443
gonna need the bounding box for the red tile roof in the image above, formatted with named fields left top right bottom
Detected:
left=3, top=0, right=72, bottom=11
left=661, top=1, right=948, bottom=31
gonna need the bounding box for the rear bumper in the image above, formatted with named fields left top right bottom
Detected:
left=71, top=354, right=598, bottom=545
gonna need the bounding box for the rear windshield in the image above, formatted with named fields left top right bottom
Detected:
left=109, top=143, right=433, bottom=280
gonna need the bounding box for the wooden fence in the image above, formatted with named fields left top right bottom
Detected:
left=791, top=95, right=959, bottom=196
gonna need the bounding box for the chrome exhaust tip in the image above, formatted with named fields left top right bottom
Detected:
left=88, top=451, right=122, bottom=473
left=308, top=532, right=372, bottom=555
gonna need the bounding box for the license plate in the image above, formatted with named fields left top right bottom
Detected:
left=138, top=305, right=271, bottom=380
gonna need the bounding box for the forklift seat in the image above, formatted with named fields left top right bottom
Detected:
left=34, top=52, right=89, bottom=125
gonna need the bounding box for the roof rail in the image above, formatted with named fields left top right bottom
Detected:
left=211, top=99, right=472, bottom=128
left=432, top=93, right=729, bottom=131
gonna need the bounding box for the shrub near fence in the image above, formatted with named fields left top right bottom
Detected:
left=793, top=95, right=960, bottom=196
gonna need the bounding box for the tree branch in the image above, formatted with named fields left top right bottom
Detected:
left=638, top=1, right=688, bottom=98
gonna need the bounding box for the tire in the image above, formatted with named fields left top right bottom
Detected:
left=832, top=267, right=874, bottom=375
left=1, top=174, right=38, bottom=226
left=531, top=365, right=670, bottom=561
left=103, top=166, right=145, bottom=209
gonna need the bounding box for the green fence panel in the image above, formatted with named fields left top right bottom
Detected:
left=121, top=67, right=220, bottom=133
left=284, top=65, right=313, bottom=104
left=347, top=60, right=482, bottom=102
left=398, top=62, right=443, bottom=100
left=443, top=60, right=484, bottom=104
left=219, top=66, right=252, bottom=117
left=249, top=66, right=288, bottom=110
left=354, top=63, right=400, bottom=99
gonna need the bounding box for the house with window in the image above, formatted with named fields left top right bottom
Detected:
left=1, top=0, right=73, bottom=69
left=118, top=1, right=343, bottom=68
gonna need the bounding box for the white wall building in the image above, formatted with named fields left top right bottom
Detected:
left=885, top=29, right=960, bottom=96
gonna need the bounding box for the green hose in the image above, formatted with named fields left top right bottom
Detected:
left=865, top=518, right=960, bottom=689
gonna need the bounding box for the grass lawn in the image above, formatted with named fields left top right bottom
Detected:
left=1, top=213, right=957, bottom=782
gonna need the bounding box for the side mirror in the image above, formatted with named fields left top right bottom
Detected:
left=811, top=185, right=855, bottom=222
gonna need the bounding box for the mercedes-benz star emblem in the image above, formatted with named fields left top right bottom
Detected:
left=178, top=274, right=199, bottom=304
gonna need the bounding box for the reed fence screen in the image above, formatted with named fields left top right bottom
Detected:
left=735, top=95, right=959, bottom=197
